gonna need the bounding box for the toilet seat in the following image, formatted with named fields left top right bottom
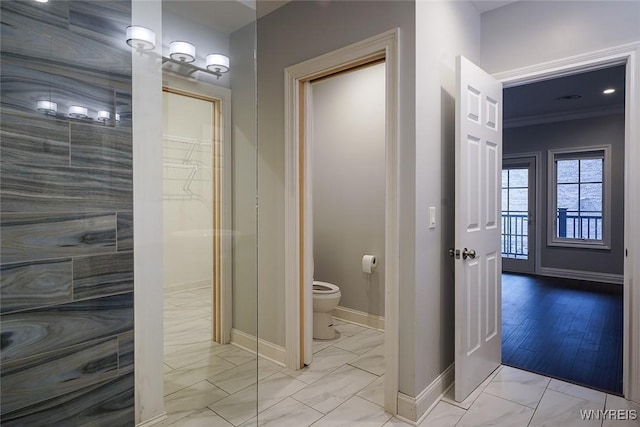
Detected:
left=313, top=281, right=340, bottom=294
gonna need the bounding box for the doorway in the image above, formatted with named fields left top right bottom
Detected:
left=499, top=64, right=628, bottom=395
left=501, top=156, right=537, bottom=274
left=284, top=29, right=400, bottom=413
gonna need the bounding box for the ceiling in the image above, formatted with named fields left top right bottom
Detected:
left=504, top=65, right=626, bottom=124
left=470, top=1, right=519, bottom=13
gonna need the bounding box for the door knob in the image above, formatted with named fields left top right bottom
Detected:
left=462, top=248, right=476, bottom=260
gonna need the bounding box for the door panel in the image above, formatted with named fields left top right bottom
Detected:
left=455, top=56, right=503, bottom=402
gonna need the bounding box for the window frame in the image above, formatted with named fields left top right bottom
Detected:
left=547, top=145, right=611, bottom=250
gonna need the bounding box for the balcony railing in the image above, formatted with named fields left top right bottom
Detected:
left=501, top=209, right=603, bottom=259
left=501, top=211, right=528, bottom=259
left=556, top=208, right=602, bottom=240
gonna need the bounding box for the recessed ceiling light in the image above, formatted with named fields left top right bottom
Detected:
left=34, top=0, right=48, bottom=3
left=603, top=88, right=616, bottom=94
left=556, top=94, right=582, bottom=101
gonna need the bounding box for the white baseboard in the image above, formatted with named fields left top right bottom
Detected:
left=136, top=412, right=168, bottom=427
left=230, top=328, right=286, bottom=367
left=537, top=267, right=623, bottom=285
left=397, top=363, right=455, bottom=423
left=333, top=306, right=385, bottom=330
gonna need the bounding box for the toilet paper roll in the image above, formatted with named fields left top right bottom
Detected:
left=362, top=255, right=377, bottom=274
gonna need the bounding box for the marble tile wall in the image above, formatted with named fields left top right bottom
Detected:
left=0, top=1, right=133, bottom=425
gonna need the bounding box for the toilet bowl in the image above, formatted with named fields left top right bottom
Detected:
left=312, top=281, right=341, bottom=340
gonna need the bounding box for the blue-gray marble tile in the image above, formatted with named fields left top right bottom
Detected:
left=118, top=331, right=133, bottom=374
left=0, top=292, right=133, bottom=363
left=0, top=60, right=129, bottom=120
left=69, top=1, right=131, bottom=50
left=0, top=0, right=70, bottom=31
left=0, top=112, right=70, bottom=166
left=1, top=4, right=131, bottom=79
left=0, top=163, right=132, bottom=213
left=0, top=213, right=116, bottom=264
left=0, top=371, right=134, bottom=426
left=116, top=211, right=133, bottom=252
left=0, top=259, right=72, bottom=314
left=70, top=122, right=131, bottom=169
left=0, top=336, right=118, bottom=415
left=73, top=252, right=133, bottom=300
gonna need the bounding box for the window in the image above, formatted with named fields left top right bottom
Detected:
left=548, top=146, right=611, bottom=248
left=502, top=167, right=529, bottom=259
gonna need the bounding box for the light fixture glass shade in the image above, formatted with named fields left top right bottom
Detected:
left=170, top=41, right=196, bottom=63
left=206, top=54, right=230, bottom=73
left=115, top=113, right=121, bottom=122
left=35, top=0, right=49, bottom=3
left=126, top=26, right=156, bottom=50
left=36, top=100, right=57, bottom=113
left=96, top=110, right=111, bottom=122
left=68, top=105, right=88, bottom=118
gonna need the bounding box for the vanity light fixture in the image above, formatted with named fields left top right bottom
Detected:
left=206, top=54, right=230, bottom=78
left=36, top=100, right=57, bottom=114
left=170, top=41, right=196, bottom=63
left=603, top=88, right=616, bottom=95
left=68, top=105, right=88, bottom=119
left=96, top=110, right=111, bottom=122
left=125, top=26, right=156, bottom=50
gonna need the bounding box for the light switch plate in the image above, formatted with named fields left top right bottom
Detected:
left=429, top=207, right=436, bottom=229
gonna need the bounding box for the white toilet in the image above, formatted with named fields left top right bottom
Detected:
left=312, top=281, right=341, bottom=340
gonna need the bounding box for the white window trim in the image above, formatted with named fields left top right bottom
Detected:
left=547, top=144, right=612, bottom=249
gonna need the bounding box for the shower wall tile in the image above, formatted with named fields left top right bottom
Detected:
left=117, top=211, right=133, bottom=252
left=73, top=252, right=133, bottom=300
left=0, top=292, right=133, bottom=363
left=0, top=163, right=132, bottom=213
left=0, top=0, right=70, bottom=31
left=0, top=112, right=70, bottom=166
left=1, top=337, right=119, bottom=414
left=0, top=372, right=134, bottom=427
left=118, top=331, right=134, bottom=374
left=0, top=259, right=72, bottom=314
left=0, top=213, right=116, bottom=264
left=70, top=122, right=132, bottom=169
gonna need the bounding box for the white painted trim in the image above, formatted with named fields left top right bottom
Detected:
left=504, top=105, right=624, bottom=129
left=135, top=413, right=168, bottom=427
left=495, top=42, right=639, bottom=403
left=230, top=328, right=287, bottom=367
left=396, top=364, right=455, bottom=424
left=284, top=28, right=400, bottom=414
left=161, top=75, right=233, bottom=344
left=537, top=267, right=623, bottom=285
left=333, top=306, right=385, bottom=330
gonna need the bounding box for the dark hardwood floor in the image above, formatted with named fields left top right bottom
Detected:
left=502, top=272, right=623, bottom=395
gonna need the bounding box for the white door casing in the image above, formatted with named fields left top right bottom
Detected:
left=455, top=55, right=503, bottom=402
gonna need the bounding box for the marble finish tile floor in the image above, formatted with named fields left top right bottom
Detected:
left=162, top=290, right=637, bottom=426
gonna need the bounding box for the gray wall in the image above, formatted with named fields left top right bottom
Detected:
left=504, top=114, right=625, bottom=275
left=256, top=0, right=416, bottom=350
left=312, top=63, right=386, bottom=317
left=481, top=0, right=640, bottom=74
left=0, top=1, right=134, bottom=424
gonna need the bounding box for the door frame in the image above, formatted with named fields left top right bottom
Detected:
left=501, top=154, right=540, bottom=274
left=493, top=42, right=640, bottom=402
left=284, top=29, right=400, bottom=414
left=162, top=75, right=233, bottom=344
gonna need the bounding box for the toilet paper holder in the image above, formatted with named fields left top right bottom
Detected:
left=362, top=255, right=377, bottom=274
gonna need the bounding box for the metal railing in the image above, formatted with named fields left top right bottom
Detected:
left=501, top=210, right=603, bottom=258
left=501, top=211, right=528, bottom=259
left=557, top=208, right=602, bottom=240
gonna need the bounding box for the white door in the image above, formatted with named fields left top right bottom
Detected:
left=454, top=56, right=502, bottom=402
